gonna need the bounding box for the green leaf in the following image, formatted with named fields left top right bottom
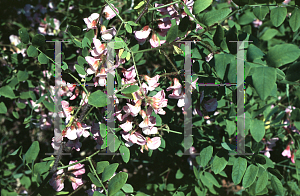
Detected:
left=214, top=54, right=235, bottom=80
left=17, top=70, right=29, bottom=82
left=125, top=23, right=132, bottom=33
left=38, top=53, right=48, bottom=64
left=256, top=170, right=268, bottom=193
left=232, top=157, right=247, bottom=185
left=250, top=119, right=265, bottom=142
left=266, top=44, right=300, bottom=68
left=108, top=172, right=128, bottom=196
left=247, top=44, right=265, bottom=62
left=88, top=90, right=107, bottom=108
left=0, top=102, right=7, bottom=114
left=32, top=34, right=45, bottom=47
left=114, top=37, right=125, bottom=49
left=19, top=28, right=30, bottom=44
left=121, top=85, right=140, bottom=94
left=178, top=16, right=190, bottom=38
left=260, top=28, right=278, bottom=41
left=42, top=100, right=54, bottom=112
left=97, top=161, right=109, bottom=174
left=204, top=172, right=221, bottom=187
left=78, top=56, right=87, bottom=67
left=175, top=169, right=184, bottom=179
left=127, top=21, right=139, bottom=26
left=13, top=111, right=19, bottom=119
left=213, top=25, right=224, bottom=47
left=289, top=8, right=300, bottom=32
left=286, top=62, right=300, bottom=82
left=0, top=85, right=15, bottom=99
left=102, top=163, right=119, bottom=182
left=82, top=37, right=91, bottom=48
left=225, top=120, right=236, bottom=136
left=271, top=175, right=284, bottom=196
left=203, top=8, right=231, bottom=26
left=193, top=0, right=213, bottom=14
left=100, top=124, right=107, bottom=138
left=68, top=25, right=82, bottom=36
left=85, top=30, right=94, bottom=43
left=270, top=7, right=287, bottom=27
left=242, top=165, right=259, bottom=188
left=27, top=45, right=38, bottom=57
left=24, top=141, right=40, bottom=164
left=166, top=19, right=178, bottom=43
left=75, top=64, right=86, bottom=75
left=20, top=175, right=31, bottom=189
left=199, top=146, right=213, bottom=167
left=253, top=6, right=269, bottom=20
left=252, top=67, right=276, bottom=100
left=212, top=155, right=227, bottom=175
left=119, top=146, right=130, bottom=163
left=87, top=173, right=102, bottom=187
left=122, top=184, right=134, bottom=193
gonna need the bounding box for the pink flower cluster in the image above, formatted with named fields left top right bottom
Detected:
left=133, top=0, right=198, bottom=48
left=50, top=160, right=85, bottom=191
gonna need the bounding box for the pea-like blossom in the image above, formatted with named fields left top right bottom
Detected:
left=83, top=13, right=100, bottom=31
left=103, top=4, right=119, bottom=20
left=49, top=160, right=85, bottom=191
left=134, top=26, right=152, bottom=45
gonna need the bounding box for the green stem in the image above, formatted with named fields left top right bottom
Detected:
left=104, top=0, right=124, bottom=23
left=116, top=21, right=124, bottom=37
left=68, top=73, right=88, bottom=95
left=88, top=158, right=108, bottom=195
left=160, top=128, right=183, bottom=135
left=57, top=150, right=100, bottom=171
left=148, top=0, right=181, bottom=11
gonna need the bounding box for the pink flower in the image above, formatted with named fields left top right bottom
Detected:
left=146, top=137, right=161, bottom=150
left=66, top=138, right=82, bottom=151
left=50, top=160, right=85, bottom=191
left=134, top=26, right=151, bottom=45
left=260, top=138, right=279, bottom=158
left=149, top=90, right=168, bottom=115
left=83, top=13, right=100, bottom=31
left=139, top=107, right=158, bottom=135
left=157, top=18, right=172, bottom=30
left=144, top=75, right=160, bottom=91
left=91, top=38, right=106, bottom=57
left=86, top=184, right=104, bottom=196
left=103, top=4, right=119, bottom=20
left=100, top=25, right=117, bottom=41
left=120, top=120, right=133, bottom=132
left=122, top=66, right=137, bottom=84
left=85, top=56, right=102, bottom=75
left=282, top=145, right=291, bottom=158
left=127, top=99, right=142, bottom=117
left=68, top=161, right=85, bottom=190
left=150, top=33, right=166, bottom=48
left=61, top=100, right=73, bottom=122
left=253, top=19, right=262, bottom=28
left=49, top=169, right=64, bottom=191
